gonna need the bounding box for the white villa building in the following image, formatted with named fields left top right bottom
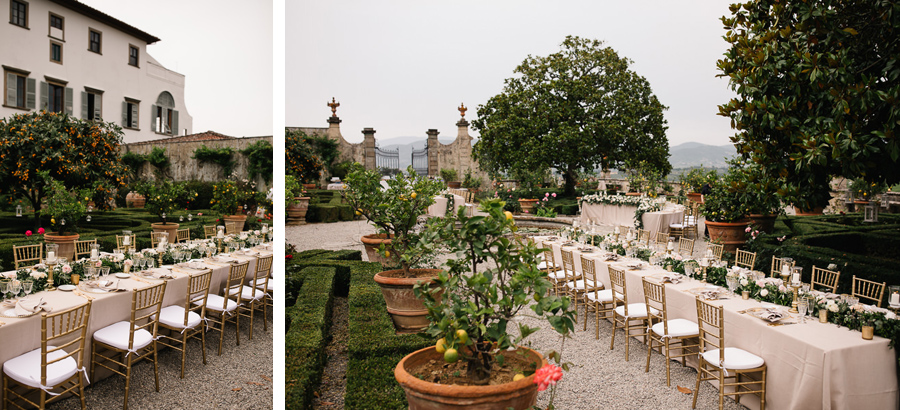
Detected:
left=1, top=0, right=191, bottom=142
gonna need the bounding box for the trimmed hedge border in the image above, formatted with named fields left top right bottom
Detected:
left=306, top=190, right=356, bottom=223
left=285, top=266, right=335, bottom=410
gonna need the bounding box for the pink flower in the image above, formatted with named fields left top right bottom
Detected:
left=777, top=236, right=786, bottom=242
left=37, top=228, right=45, bottom=234
left=552, top=193, right=557, bottom=197
left=745, top=226, right=752, bottom=233
left=778, top=285, right=787, bottom=293
left=524, top=210, right=529, bottom=213
left=545, top=193, right=549, bottom=197
left=533, top=364, right=563, bottom=392
left=542, top=197, right=548, bottom=202
left=25, top=230, right=32, bottom=237
left=198, top=213, right=203, bottom=216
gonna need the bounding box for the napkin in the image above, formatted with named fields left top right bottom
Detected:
left=177, top=262, right=207, bottom=270
left=760, top=310, right=786, bottom=322
left=698, top=289, right=721, bottom=300
left=661, top=274, right=683, bottom=284
left=215, top=255, right=239, bottom=263
left=561, top=242, right=576, bottom=247
left=147, top=268, right=175, bottom=279
left=15, top=298, right=51, bottom=316
left=604, top=254, right=619, bottom=262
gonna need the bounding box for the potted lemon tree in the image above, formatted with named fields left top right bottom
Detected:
left=137, top=180, right=196, bottom=239
left=342, top=164, right=445, bottom=333
left=398, top=200, right=575, bottom=409
left=42, top=174, right=91, bottom=261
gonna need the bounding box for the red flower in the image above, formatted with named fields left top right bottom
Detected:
left=25, top=230, right=32, bottom=237
left=533, top=364, right=563, bottom=392
left=37, top=227, right=45, bottom=234
left=285, top=254, right=293, bottom=259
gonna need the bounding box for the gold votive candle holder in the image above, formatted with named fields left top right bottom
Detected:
left=862, top=325, right=874, bottom=340
left=819, top=309, right=828, bottom=323
left=70, top=274, right=79, bottom=285
left=742, top=290, right=750, bottom=300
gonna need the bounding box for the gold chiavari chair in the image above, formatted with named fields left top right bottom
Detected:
left=655, top=232, right=670, bottom=250
left=2, top=301, right=92, bottom=410
left=230, top=256, right=272, bottom=338
left=609, top=266, right=653, bottom=361
left=679, top=238, right=695, bottom=257
left=91, top=282, right=167, bottom=410
left=73, top=239, right=96, bottom=261
left=637, top=229, right=651, bottom=245
left=155, top=270, right=212, bottom=379
left=810, top=266, right=840, bottom=293
left=683, top=205, right=699, bottom=239
left=150, top=232, right=168, bottom=248
left=707, top=243, right=724, bottom=261
left=201, top=261, right=249, bottom=355
left=770, top=256, right=793, bottom=278
left=203, top=225, right=216, bottom=239
left=852, top=275, right=886, bottom=307
left=13, top=244, right=43, bottom=269
left=669, top=213, right=685, bottom=239
left=581, top=256, right=613, bottom=339
left=735, top=249, right=757, bottom=270
left=643, top=278, right=699, bottom=386
left=560, top=250, right=584, bottom=324
left=176, top=228, right=191, bottom=243
left=116, top=235, right=136, bottom=252
left=540, top=243, right=565, bottom=297
left=693, top=298, right=767, bottom=410
left=225, top=221, right=238, bottom=235
left=252, top=255, right=275, bottom=327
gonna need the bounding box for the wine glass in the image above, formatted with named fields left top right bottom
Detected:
left=101, top=267, right=111, bottom=281
left=798, top=297, right=809, bottom=324
left=8, top=281, right=21, bottom=301
left=726, top=275, right=738, bottom=296
left=21, top=280, right=33, bottom=300
left=0, top=280, right=8, bottom=301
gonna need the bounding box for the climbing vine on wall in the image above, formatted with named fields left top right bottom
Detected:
left=241, top=140, right=273, bottom=184
left=192, top=145, right=236, bottom=178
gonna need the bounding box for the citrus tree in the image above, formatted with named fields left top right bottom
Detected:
left=285, top=129, right=338, bottom=183
left=719, top=1, right=900, bottom=210
left=136, top=180, right=197, bottom=225
left=473, top=36, right=671, bottom=197
left=0, top=111, right=128, bottom=227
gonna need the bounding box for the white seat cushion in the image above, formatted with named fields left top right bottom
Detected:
left=228, top=285, right=266, bottom=301
left=652, top=318, right=699, bottom=338
left=702, top=347, right=765, bottom=370
left=253, top=277, right=273, bottom=291
left=200, top=295, right=238, bottom=312
left=93, top=322, right=153, bottom=351
left=566, top=279, right=599, bottom=290
left=669, top=224, right=684, bottom=229
left=537, top=261, right=559, bottom=271
left=3, top=346, right=77, bottom=389
left=614, top=303, right=659, bottom=319
left=585, top=289, right=614, bottom=303
left=547, top=271, right=566, bottom=280
left=154, top=305, right=202, bottom=330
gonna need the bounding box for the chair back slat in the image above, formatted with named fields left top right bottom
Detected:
left=150, top=232, right=168, bottom=248
left=655, top=232, right=669, bottom=246
left=811, top=265, right=840, bottom=293
left=735, top=249, right=757, bottom=270
left=695, top=298, right=725, bottom=359
left=852, top=275, right=886, bottom=307
left=203, top=225, right=216, bottom=239
left=225, top=222, right=238, bottom=235
left=637, top=229, right=651, bottom=245
left=74, top=239, right=97, bottom=260
left=609, top=266, right=628, bottom=314
left=707, top=243, right=724, bottom=261
left=128, top=282, right=167, bottom=350
left=13, top=244, right=43, bottom=269
left=539, top=242, right=557, bottom=274
left=183, top=270, right=212, bottom=326
left=642, top=277, right=666, bottom=324
left=116, top=235, right=136, bottom=251
left=41, top=301, right=92, bottom=385
left=580, top=255, right=600, bottom=297
left=176, top=228, right=191, bottom=243
left=679, top=238, right=694, bottom=257
left=227, top=261, right=251, bottom=304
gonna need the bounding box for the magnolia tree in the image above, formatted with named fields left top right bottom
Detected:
left=0, top=112, right=128, bottom=227
left=473, top=36, right=671, bottom=197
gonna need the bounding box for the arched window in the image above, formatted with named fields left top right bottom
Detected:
left=151, top=91, right=178, bottom=135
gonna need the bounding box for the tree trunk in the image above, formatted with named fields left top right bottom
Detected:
left=562, top=167, right=577, bottom=197
left=466, top=352, right=492, bottom=385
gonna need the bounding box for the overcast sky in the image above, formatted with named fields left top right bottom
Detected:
left=79, top=0, right=273, bottom=138
left=288, top=1, right=738, bottom=147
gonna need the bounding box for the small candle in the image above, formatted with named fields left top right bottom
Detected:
left=123, top=236, right=131, bottom=246
left=891, top=292, right=899, bottom=306
left=667, top=241, right=674, bottom=251
left=615, top=226, right=620, bottom=234
left=218, top=230, right=225, bottom=239
left=782, top=264, right=791, bottom=276
left=91, top=249, right=98, bottom=260
left=262, top=225, right=268, bottom=234
left=48, top=251, right=56, bottom=261
left=792, top=272, right=800, bottom=284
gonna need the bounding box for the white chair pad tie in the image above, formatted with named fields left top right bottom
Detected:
left=702, top=347, right=765, bottom=370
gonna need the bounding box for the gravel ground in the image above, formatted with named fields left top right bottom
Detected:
left=45, top=308, right=273, bottom=410
left=312, top=296, right=349, bottom=409
left=288, top=218, right=744, bottom=410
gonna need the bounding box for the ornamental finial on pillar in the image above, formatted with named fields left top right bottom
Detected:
left=328, top=97, right=340, bottom=117
left=458, top=103, right=467, bottom=118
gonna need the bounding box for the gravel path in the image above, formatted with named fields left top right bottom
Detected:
left=288, top=219, right=744, bottom=410
left=312, top=295, right=349, bottom=409
left=46, top=308, right=273, bottom=410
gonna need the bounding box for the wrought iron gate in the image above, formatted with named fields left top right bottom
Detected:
left=374, top=146, right=400, bottom=171
left=411, top=146, right=428, bottom=175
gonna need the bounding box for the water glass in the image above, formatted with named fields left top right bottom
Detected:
left=0, top=281, right=8, bottom=300
left=798, top=297, right=809, bottom=324
left=100, top=267, right=111, bottom=280
left=22, top=280, right=33, bottom=300
left=8, top=281, right=21, bottom=300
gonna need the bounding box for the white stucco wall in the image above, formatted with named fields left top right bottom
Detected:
left=0, top=0, right=192, bottom=143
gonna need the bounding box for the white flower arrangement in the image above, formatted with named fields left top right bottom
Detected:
left=30, top=270, right=47, bottom=279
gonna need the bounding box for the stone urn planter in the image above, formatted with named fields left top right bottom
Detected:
left=517, top=198, right=538, bottom=214
left=686, top=192, right=704, bottom=203
left=222, top=215, right=247, bottom=232
left=749, top=214, right=778, bottom=234
left=447, top=181, right=462, bottom=189
left=394, top=346, right=545, bottom=410
left=127, top=192, right=146, bottom=208
left=151, top=222, right=180, bottom=242
left=361, top=233, right=394, bottom=267
left=793, top=206, right=824, bottom=216
left=706, top=220, right=750, bottom=254
left=286, top=197, right=310, bottom=226
left=373, top=269, right=441, bottom=334
left=44, top=232, right=80, bottom=261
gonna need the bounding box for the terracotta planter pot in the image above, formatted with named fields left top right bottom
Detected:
left=447, top=181, right=462, bottom=189
left=223, top=215, right=247, bottom=232
left=686, top=192, right=704, bottom=203
left=302, top=183, right=317, bottom=190
left=44, top=232, right=80, bottom=261
left=373, top=269, right=441, bottom=334
left=286, top=197, right=309, bottom=225
left=151, top=222, right=180, bottom=242
left=625, top=192, right=642, bottom=196
left=518, top=199, right=538, bottom=214
left=361, top=234, right=394, bottom=267
left=793, top=206, right=824, bottom=216
left=706, top=220, right=750, bottom=254
left=129, top=192, right=146, bottom=208
left=749, top=213, right=778, bottom=234
left=395, top=346, right=545, bottom=410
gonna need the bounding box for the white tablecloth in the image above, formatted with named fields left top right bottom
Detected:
left=536, top=237, right=899, bottom=410
left=428, top=194, right=466, bottom=217
left=581, top=202, right=684, bottom=237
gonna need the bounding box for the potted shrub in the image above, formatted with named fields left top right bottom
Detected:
left=461, top=169, right=482, bottom=194
left=441, top=168, right=461, bottom=188
left=398, top=199, right=575, bottom=409
left=211, top=177, right=260, bottom=232
left=342, top=164, right=445, bottom=333
left=730, top=159, right=783, bottom=233
left=42, top=174, right=90, bottom=261
left=849, top=178, right=887, bottom=205
left=700, top=170, right=750, bottom=253
left=285, top=174, right=310, bottom=224
left=679, top=167, right=718, bottom=203
left=137, top=180, right=195, bottom=239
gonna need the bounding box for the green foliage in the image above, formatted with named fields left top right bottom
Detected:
left=120, top=151, right=147, bottom=178
left=182, top=180, right=216, bottom=211
left=849, top=178, right=887, bottom=202
left=146, top=147, right=170, bottom=177
left=439, top=168, right=458, bottom=182
left=41, top=173, right=90, bottom=235
left=718, top=1, right=900, bottom=210
left=678, top=167, right=718, bottom=193
left=461, top=170, right=482, bottom=189
left=210, top=178, right=260, bottom=217
left=285, top=266, right=335, bottom=410
left=473, top=35, right=671, bottom=196
left=330, top=161, right=354, bottom=180
left=416, top=199, right=576, bottom=383
left=135, top=180, right=196, bottom=223
left=624, top=160, right=664, bottom=196
left=285, top=174, right=305, bottom=207
left=341, top=164, right=445, bottom=274
left=192, top=145, right=236, bottom=178
left=0, top=112, right=128, bottom=227
left=286, top=129, right=339, bottom=183
left=240, top=140, right=273, bottom=184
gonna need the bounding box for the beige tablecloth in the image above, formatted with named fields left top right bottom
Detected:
left=581, top=202, right=684, bottom=237
left=536, top=237, right=899, bottom=410
left=428, top=194, right=466, bottom=217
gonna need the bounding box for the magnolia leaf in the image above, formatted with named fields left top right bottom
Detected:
left=677, top=386, right=693, bottom=394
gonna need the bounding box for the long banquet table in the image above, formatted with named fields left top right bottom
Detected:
left=0, top=243, right=273, bottom=391
left=536, top=236, right=898, bottom=410
left=580, top=202, right=685, bottom=238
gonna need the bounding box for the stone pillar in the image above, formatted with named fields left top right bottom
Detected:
left=456, top=118, right=472, bottom=172
left=326, top=116, right=342, bottom=142
left=426, top=129, right=440, bottom=177
left=363, top=128, right=376, bottom=170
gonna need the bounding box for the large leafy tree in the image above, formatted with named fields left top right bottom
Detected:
left=719, top=1, right=900, bottom=210
left=0, top=111, right=129, bottom=226
left=472, top=36, right=671, bottom=196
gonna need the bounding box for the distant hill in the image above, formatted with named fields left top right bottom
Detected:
left=668, top=142, right=736, bottom=168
